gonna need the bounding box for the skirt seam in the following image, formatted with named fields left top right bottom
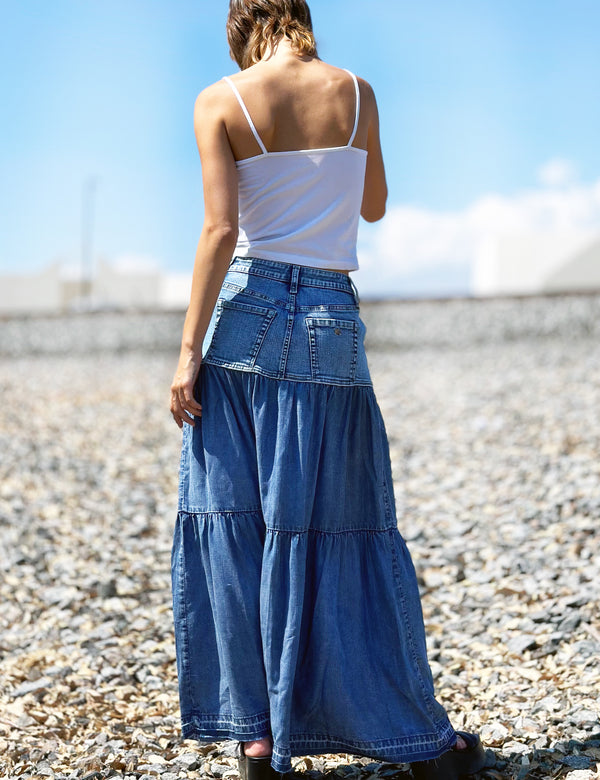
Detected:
left=177, top=510, right=397, bottom=536
left=201, top=358, right=374, bottom=387
left=266, top=526, right=399, bottom=535
left=175, top=522, right=195, bottom=712
left=388, top=529, right=438, bottom=720
left=178, top=508, right=263, bottom=516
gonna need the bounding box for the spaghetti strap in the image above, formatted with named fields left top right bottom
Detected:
left=343, top=69, right=360, bottom=147
left=223, top=76, right=268, bottom=155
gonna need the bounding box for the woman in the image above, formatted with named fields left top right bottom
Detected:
left=170, top=2, right=486, bottom=779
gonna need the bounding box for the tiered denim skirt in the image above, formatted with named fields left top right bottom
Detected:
left=171, top=256, right=455, bottom=774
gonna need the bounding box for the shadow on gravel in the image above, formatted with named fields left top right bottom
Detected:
left=467, top=734, right=600, bottom=780
left=285, top=735, right=600, bottom=779
left=284, top=763, right=411, bottom=779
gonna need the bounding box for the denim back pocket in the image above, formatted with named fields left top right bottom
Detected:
left=204, top=298, right=277, bottom=368
left=306, top=316, right=358, bottom=383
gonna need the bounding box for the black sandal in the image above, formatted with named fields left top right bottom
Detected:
left=237, top=741, right=282, bottom=780
left=410, top=731, right=486, bottom=780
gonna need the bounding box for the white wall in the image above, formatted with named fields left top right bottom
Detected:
left=93, top=260, right=161, bottom=309
left=544, top=237, right=600, bottom=292
left=160, top=273, right=192, bottom=309
left=0, top=262, right=63, bottom=313
left=471, top=230, right=599, bottom=295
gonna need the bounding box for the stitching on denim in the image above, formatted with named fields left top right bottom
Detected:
left=267, top=722, right=457, bottom=771
left=230, top=265, right=356, bottom=293
left=305, top=317, right=356, bottom=328
left=232, top=264, right=287, bottom=280
left=203, top=302, right=277, bottom=367
left=374, top=409, right=396, bottom=521
left=202, top=357, right=374, bottom=387
left=220, top=298, right=278, bottom=317
left=306, top=317, right=358, bottom=383
left=173, top=516, right=194, bottom=713
left=301, top=278, right=355, bottom=292
left=222, top=280, right=286, bottom=308
left=177, top=425, right=189, bottom=510
left=184, top=709, right=271, bottom=725
left=296, top=303, right=359, bottom=312
left=388, top=528, right=438, bottom=720
left=180, top=713, right=455, bottom=769
left=179, top=718, right=454, bottom=765
left=232, top=256, right=356, bottom=282
left=178, top=509, right=264, bottom=519
left=181, top=711, right=272, bottom=740
left=287, top=723, right=455, bottom=749
left=279, top=311, right=295, bottom=377
left=265, top=525, right=397, bottom=535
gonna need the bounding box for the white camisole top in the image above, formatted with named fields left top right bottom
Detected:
left=223, top=69, right=368, bottom=271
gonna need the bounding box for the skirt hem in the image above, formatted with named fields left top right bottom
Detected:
left=181, top=718, right=457, bottom=774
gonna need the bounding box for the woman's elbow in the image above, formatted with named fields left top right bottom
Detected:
left=202, top=221, right=238, bottom=248
left=361, top=182, right=388, bottom=223
left=361, top=196, right=387, bottom=223
left=361, top=205, right=386, bottom=223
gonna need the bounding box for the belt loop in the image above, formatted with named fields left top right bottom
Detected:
left=290, top=265, right=300, bottom=295
left=349, top=275, right=360, bottom=305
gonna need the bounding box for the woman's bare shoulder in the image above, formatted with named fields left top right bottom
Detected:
left=192, top=79, right=244, bottom=139
left=194, top=79, right=232, bottom=113
left=355, top=75, right=376, bottom=102
left=354, top=75, right=379, bottom=125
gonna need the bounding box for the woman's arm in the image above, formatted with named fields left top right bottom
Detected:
left=360, top=80, right=388, bottom=223
left=170, top=84, right=239, bottom=428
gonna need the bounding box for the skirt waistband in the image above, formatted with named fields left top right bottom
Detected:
left=229, top=256, right=360, bottom=303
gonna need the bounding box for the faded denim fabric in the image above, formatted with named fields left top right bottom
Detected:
left=171, top=257, right=456, bottom=775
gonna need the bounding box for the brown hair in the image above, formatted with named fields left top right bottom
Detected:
left=226, top=0, right=317, bottom=70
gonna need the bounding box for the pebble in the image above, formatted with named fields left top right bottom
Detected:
left=176, top=753, right=199, bottom=770
left=0, top=296, right=599, bottom=778
left=562, top=756, right=594, bottom=769
left=480, top=723, right=509, bottom=745
left=13, top=678, right=54, bottom=697
left=506, top=635, right=538, bottom=656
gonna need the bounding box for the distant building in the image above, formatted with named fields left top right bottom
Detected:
left=93, top=259, right=161, bottom=309
left=472, top=231, right=600, bottom=296
left=0, top=260, right=192, bottom=314
left=160, top=273, right=192, bottom=309
left=543, top=237, right=600, bottom=293
left=0, top=262, right=64, bottom=314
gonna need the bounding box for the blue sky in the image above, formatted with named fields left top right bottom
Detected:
left=2, top=0, right=600, bottom=297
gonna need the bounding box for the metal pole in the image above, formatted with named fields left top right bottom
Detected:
left=81, top=176, right=98, bottom=305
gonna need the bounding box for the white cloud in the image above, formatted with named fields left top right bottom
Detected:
left=356, top=163, right=600, bottom=295
left=537, top=158, right=579, bottom=187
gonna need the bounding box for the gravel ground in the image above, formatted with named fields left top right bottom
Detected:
left=0, top=298, right=599, bottom=780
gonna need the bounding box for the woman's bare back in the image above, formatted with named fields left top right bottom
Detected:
left=220, top=51, right=371, bottom=162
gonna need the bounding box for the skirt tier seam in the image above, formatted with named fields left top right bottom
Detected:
left=177, top=511, right=399, bottom=536
left=201, top=358, right=374, bottom=387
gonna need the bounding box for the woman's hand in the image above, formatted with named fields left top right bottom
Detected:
left=170, top=354, right=203, bottom=428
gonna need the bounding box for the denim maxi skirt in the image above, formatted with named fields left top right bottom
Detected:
left=171, top=256, right=456, bottom=774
